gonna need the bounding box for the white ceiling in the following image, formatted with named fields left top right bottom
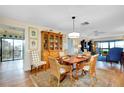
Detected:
left=0, top=5, right=124, bottom=39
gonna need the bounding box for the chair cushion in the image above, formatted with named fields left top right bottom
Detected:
left=60, top=68, right=66, bottom=74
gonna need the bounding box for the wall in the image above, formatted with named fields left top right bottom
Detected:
left=0, top=17, right=65, bottom=71
left=93, top=35, right=124, bottom=42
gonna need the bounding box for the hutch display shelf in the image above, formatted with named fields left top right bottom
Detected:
left=41, top=31, right=63, bottom=68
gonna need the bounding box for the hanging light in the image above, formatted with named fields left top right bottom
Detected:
left=68, top=16, right=80, bottom=38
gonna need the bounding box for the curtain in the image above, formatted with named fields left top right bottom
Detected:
left=68, top=38, right=79, bottom=55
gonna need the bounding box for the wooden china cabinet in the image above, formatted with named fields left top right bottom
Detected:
left=41, top=31, right=63, bottom=68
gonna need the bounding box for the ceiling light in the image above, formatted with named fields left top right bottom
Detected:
left=68, top=16, right=80, bottom=38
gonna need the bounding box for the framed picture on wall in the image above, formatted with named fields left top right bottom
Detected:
left=28, top=27, right=39, bottom=50
left=29, top=39, right=38, bottom=50
left=29, top=27, right=38, bottom=39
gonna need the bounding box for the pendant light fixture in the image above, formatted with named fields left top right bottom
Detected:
left=68, top=16, right=80, bottom=38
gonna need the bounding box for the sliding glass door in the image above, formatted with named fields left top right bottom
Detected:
left=1, top=38, right=23, bottom=62
left=0, top=38, right=1, bottom=62
left=14, top=40, right=23, bottom=60
left=2, top=39, right=13, bottom=61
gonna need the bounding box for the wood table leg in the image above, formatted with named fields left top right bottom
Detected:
left=70, top=64, right=73, bottom=81
left=31, top=65, right=33, bottom=72
left=76, top=63, right=79, bottom=80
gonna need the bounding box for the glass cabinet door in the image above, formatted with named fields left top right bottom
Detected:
left=55, top=35, right=59, bottom=50
left=49, top=34, right=54, bottom=50
left=44, top=33, right=48, bottom=50
left=60, top=36, right=63, bottom=50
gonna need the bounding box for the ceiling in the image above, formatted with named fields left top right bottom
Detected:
left=0, top=5, right=124, bottom=40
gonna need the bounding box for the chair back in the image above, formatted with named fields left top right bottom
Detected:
left=48, top=56, right=60, bottom=78
left=30, top=50, right=41, bottom=66
left=84, top=51, right=91, bottom=57
left=59, top=51, right=65, bottom=57
left=89, top=54, right=98, bottom=76
left=108, top=47, right=123, bottom=62
left=84, top=49, right=88, bottom=53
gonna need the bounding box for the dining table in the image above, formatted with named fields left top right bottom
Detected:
left=63, top=55, right=90, bottom=81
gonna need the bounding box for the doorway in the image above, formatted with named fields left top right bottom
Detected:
left=0, top=38, right=24, bottom=62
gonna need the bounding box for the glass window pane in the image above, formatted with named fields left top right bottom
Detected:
left=101, top=42, right=109, bottom=48
left=102, top=48, right=109, bottom=52
left=115, top=41, right=124, bottom=48
left=14, top=40, right=23, bottom=60
left=0, top=39, right=1, bottom=62
left=110, top=42, right=114, bottom=48
left=97, top=42, right=101, bottom=48
left=2, top=39, right=13, bottom=61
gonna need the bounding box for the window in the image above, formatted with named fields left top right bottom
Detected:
left=2, top=39, right=13, bottom=61
left=1, top=38, right=24, bottom=62
left=115, top=41, right=124, bottom=48
left=96, top=40, right=124, bottom=55
left=97, top=42, right=101, bottom=48
left=14, top=40, right=23, bottom=60
left=110, top=42, right=114, bottom=48
left=101, top=42, right=109, bottom=48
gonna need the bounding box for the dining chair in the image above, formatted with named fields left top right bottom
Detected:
left=59, top=51, right=65, bottom=57
left=79, top=54, right=98, bottom=86
left=30, top=50, right=46, bottom=73
left=58, top=51, right=68, bottom=63
left=48, top=56, right=70, bottom=86
left=84, top=54, right=98, bottom=86
left=83, top=51, right=91, bottom=57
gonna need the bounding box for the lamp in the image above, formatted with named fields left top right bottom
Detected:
left=68, top=16, right=80, bottom=38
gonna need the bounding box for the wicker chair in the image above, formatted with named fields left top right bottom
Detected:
left=30, top=50, right=46, bottom=73
left=80, top=54, right=98, bottom=86
left=48, top=56, right=70, bottom=86
left=59, top=51, right=65, bottom=58
left=59, top=51, right=68, bottom=64
left=83, top=51, right=91, bottom=57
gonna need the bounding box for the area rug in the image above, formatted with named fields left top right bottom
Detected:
left=30, top=68, right=124, bottom=87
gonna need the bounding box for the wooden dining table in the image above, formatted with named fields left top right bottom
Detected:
left=63, top=55, right=90, bottom=81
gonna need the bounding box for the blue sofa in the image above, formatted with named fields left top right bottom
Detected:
left=106, top=47, right=123, bottom=64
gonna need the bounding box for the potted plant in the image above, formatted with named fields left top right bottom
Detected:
left=102, top=51, right=108, bottom=56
